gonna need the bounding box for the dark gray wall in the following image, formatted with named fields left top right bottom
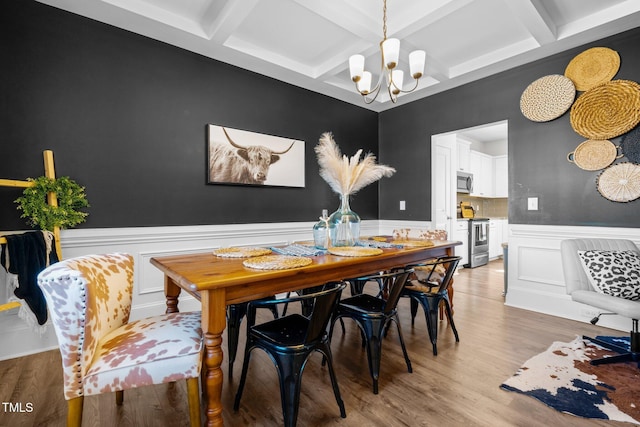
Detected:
left=4, top=2, right=640, bottom=231
left=379, top=27, right=640, bottom=228
left=0, top=1, right=378, bottom=229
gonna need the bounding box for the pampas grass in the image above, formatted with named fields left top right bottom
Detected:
left=315, top=132, right=395, bottom=196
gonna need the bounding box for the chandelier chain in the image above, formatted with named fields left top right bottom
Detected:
left=382, top=0, right=387, bottom=40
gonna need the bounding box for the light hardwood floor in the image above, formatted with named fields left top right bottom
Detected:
left=0, top=259, right=630, bottom=426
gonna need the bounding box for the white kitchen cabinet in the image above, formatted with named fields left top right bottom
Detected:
left=489, top=220, right=500, bottom=259
left=489, top=219, right=508, bottom=259
left=494, top=155, right=508, bottom=198
left=469, top=151, right=494, bottom=197
left=455, top=220, right=469, bottom=267
left=457, top=139, right=471, bottom=172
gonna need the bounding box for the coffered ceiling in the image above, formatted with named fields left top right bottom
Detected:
left=37, top=0, right=640, bottom=112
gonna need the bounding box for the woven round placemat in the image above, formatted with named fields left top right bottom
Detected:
left=213, top=247, right=272, bottom=258
left=570, top=80, right=640, bottom=140
left=596, top=162, right=640, bottom=202
left=390, top=239, right=435, bottom=248
left=520, top=74, right=576, bottom=122
left=328, top=247, right=383, bottom=257
left=621, top=126, right=640, bottom=164
left=565, top=47, right=620, bottom=91
left=567, top=139, right=620, bottom=171
left=242, top=255, right=312, bottom=270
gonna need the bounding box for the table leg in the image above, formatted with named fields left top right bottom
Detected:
left=165, top=276, right=182, bottom=314
left=445, top=246, right=456, bottom=317
left=201, top=289, right=226, bottom=427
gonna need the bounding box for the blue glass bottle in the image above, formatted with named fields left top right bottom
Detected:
left=313, top=209, right=329, bottom=249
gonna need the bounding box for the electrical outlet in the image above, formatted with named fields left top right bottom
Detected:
left=527, top=197, right=538, bottom=211
left=399, top=200, right=406, bottom=211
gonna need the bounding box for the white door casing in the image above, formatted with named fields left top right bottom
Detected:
left=432, top=134, right=456, bottom=237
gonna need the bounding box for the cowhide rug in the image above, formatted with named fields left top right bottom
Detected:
left=501, top=336, right=640, bottom=424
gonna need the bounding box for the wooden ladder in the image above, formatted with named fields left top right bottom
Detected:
left=0, top=150, right=61, bottom=312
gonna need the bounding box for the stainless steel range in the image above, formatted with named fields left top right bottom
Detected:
left=468, top=218, right=489, bottom=268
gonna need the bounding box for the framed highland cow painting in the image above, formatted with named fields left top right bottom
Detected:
left=207, top=125, right=305, bottom=188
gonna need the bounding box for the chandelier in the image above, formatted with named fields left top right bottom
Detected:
left=348, top=0, right=426, bottom=104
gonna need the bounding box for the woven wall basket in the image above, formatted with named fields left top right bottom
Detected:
left=567, top=139, right=621, bottom=171
left=565, top=47, right=620, bottom=92
left=520, top=74, right=575, bottom=122
left=570, top=80, right=640, bottom=140
left=596, top=162, right=640, bottom=202
left=621, top=126, right=640, bottom=164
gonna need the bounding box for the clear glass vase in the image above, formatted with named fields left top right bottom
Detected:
left=328, top=194, right=361, bottom=247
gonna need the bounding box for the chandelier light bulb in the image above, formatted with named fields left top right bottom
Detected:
left=358, top=71, right=372, bottom=95
left=409, top=50, right=426, bottom=79
left=382, top=38, right=400, bottom=69
left=349, top=54, right=365, bottom=82
left=391, top=70, right=404, bottom=95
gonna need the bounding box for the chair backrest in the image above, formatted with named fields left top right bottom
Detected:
left=392, top=228, right=447, bottom=241
left=37, top=253, right=134, bottom=400
left=418, top=229, right=448, bottom=241
left=357, top=268, right=413, bottom=315
left=411, top=256, right=461, bottom=293
left=247, top=282, right=346, bottom=344
left=560, top=239, right=639, bottom=294
left=305, top=282, right=346, bottom=343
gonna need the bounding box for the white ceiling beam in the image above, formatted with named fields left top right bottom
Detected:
left=295, top=0, right=381, bottom=42
left=558, top=1, right=640, bottom=39
left=203, top=0, right=260, bottom=42
left=502, top=0, right=557, bottom=46
left=449, top=37, right=540, bottom=78
left=390, top=0, right=475, bottom=39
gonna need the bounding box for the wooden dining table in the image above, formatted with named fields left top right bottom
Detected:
left=150, top=239, right=459, bottom=426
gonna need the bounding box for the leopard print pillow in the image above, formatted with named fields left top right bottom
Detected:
left=577, top=249, right=640, bottom=301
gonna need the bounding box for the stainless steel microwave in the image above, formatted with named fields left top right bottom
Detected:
left=456, top=171, right=473, bottom=193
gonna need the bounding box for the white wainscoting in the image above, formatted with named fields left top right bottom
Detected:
left=505, top=224, right=640, bottom=333
left=2, top=220, right=638, bottom=360
left=0, top=220, right=381, bottom=360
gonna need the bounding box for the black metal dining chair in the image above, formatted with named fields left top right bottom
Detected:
left=329, top=268, right=413, bottom=394
left=233, top=281, right=347, bottom=427
left=402, top=256, right=461, bottom=355
left=226, top=300, right=279, bottom=378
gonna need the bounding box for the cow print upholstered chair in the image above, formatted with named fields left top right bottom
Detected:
left=37, top=253, right=203, bottom=427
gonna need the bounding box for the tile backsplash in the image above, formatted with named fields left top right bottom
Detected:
left=457, top=195, right=508, bottom=218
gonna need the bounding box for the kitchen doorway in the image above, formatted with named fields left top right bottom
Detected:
left=431, top=120, right=509, bottom=267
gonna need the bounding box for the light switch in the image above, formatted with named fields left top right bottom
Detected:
left=527, top=197, right=538, bottom=211
left=399, top=200, right=406, bottom=211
